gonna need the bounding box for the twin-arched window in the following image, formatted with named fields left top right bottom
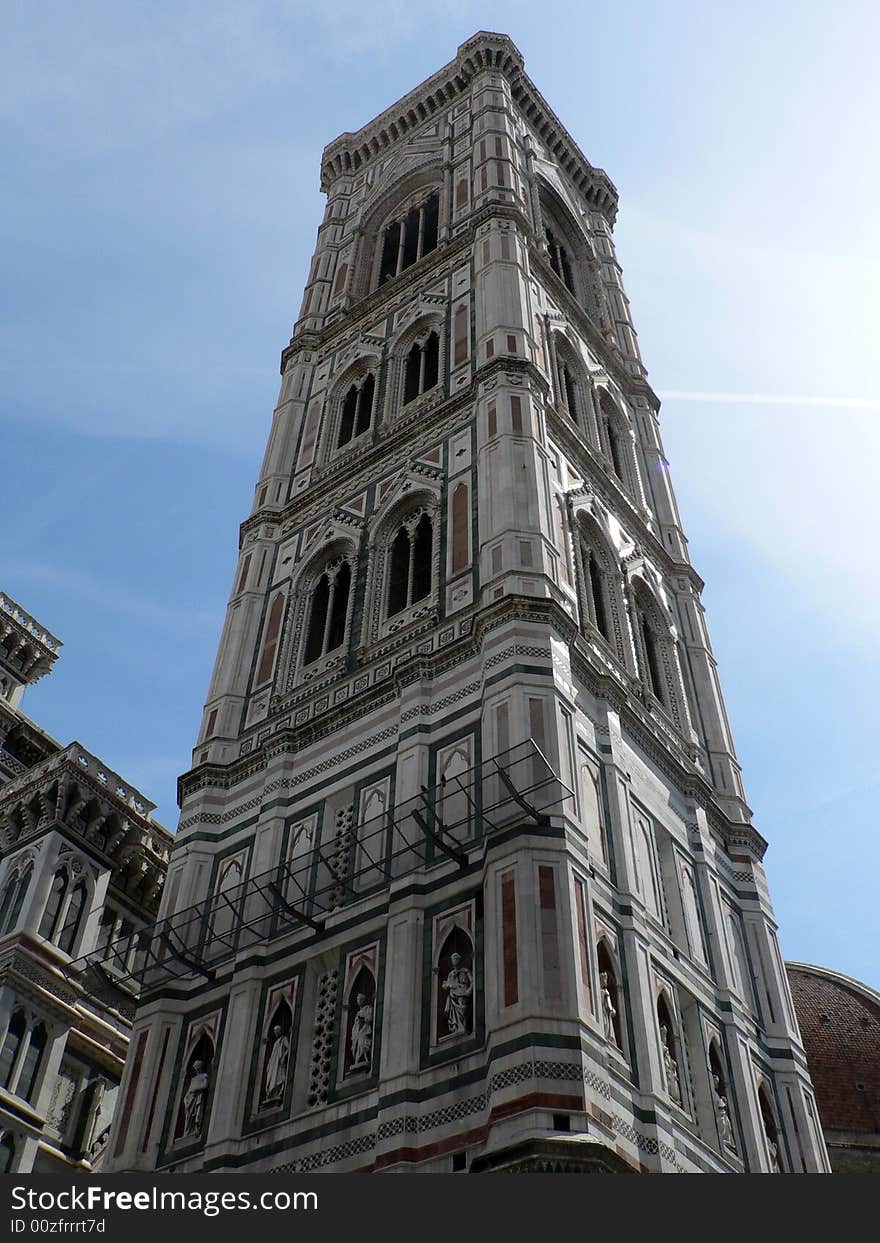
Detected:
left=0, top=864, right=32, bottom=935
left=388, top=512, right=433, bottom=617
left=38, top=868, right=88, bottom=955
left=378, top=192, right=439, bottom=286
left=303, top=560, right=352, bottom=666
left=546, top=225, right=575, bottom=295
left=337, top=374, right=375, bottom=448
left=0, top=1009, right=47, bottom=1103
left=403, top=332, right=439, bottom=404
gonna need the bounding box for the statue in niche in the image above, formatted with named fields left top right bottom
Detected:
left=262, top=1024, right=290, bottom=1104
left=712, top=1073, right=735, bottom=1149
left=182, top=1060, right=210, bottom=1137
left=660, top=1023, right=682, bottom=1106
left=441, top=952, right=474, bottom=1036
left=600, top=971, right=618, bottom=1045
left=349, top=994, right=374, bottom=1071
left=766, top=1135, right=781, bottom=1172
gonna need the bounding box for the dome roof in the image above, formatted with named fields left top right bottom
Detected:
left=786, top=962, right=880, bottom=1136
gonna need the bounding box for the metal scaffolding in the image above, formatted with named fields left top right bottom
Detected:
left=69, top=740, right=571, bottom=1001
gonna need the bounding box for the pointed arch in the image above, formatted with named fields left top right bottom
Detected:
left=56, top=878, right=88, bottom=955
left=573, top=510, right=628, bottom=665
left=597, top=939, right=623, bottom=1049
left=38, top=869, right=68, bottom=941
left=0, top=1009, right=26, bottom=1089
left=343, top=964, right=376, bottom=1077
left=596, top=389, right=641, bottom=498
left=259, top=1000, right=293, bottom=1108
left=551, top=332, right=595, bottom=442
left=173, top=1031, right=215, bottom=1143
left=629, top=575, right=689, bottom=730
left=18, top=1022, right=47, bottom=1103
left=351, top=161, right=443, bottom=300
left=435, top=926, right=474, bottom=1041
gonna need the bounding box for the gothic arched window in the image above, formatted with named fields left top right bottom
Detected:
left=0, top=866, right=31, bottom=935
left=403, top=332, right=439, bottom=404
left=337, top=373, right=375, bottom=448
left=18, top=1022, right=46, bottom=1103
left=546, top=225, right=575, bottom=295
left=378, top=192, right=440, bottom=285
left=0, top=1010, right=26, bottom=1089
left=630, top=581, right=682, bottom=723
left=387, top=512, right=433, bottom=618
left=56, top=880, right=88, bottom=955
left=597, top=391, right=638, bottom=495
left=303, top=559, right=352, bottom=665
left=38, top=870, right=68, bottom=941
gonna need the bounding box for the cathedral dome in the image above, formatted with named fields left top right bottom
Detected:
left=786, top=962, right=880, bottom=1173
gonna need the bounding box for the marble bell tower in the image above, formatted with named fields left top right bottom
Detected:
left=104, top=32, right=829, bottom=1174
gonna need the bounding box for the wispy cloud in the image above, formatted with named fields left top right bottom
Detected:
left=660, top=390, right=880, bottom=410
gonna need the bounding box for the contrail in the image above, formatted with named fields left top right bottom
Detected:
left=658, top=390, right=880, bottom=410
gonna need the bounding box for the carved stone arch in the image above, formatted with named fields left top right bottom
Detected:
left=434, top=924, right=475, bottom=1042
left=282, top=533, right=359, bottom=690
left=387, top=308, right=445, bottom=421
left=627, top=572, right=689, bottom=731
left=343, top=963, right=376, bottom=1078
left=550, top=329, right=597, bottom=442
left=320, top=350, right=383, bottom=462
left=595, top=385, right=642, bottom=499
left=571, top=504, right=629, bottom=667
left=352, top=158, right=444, bottom=300
left=362, top=482, right=441, bottom=647
left=259, top=998, right=293, bottom=1108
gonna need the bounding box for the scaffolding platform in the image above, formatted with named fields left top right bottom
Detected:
left=67, top=740, right=571, bottom=1001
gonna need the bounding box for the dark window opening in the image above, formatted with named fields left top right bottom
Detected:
left=546, top=226, right=575, bottom=295
left=337, top=374, right=375, bottom=448
left=304, top=561, right=351, bottom=667
left=304, top=574, right=330, bottom=665
left=403, top=332, right=439, bottom=404
left=451, top=1150, right=467, bottom=1172
left=378, top=192, right=440, bottom=285
left=587, top=550, right=610, bottom=641
left=19, top=1023, right=46, bottom=1103
left=387, top=514, right=433, bottom=618
left=56, top=880, right=87, bottom=955
left=640, top=612, right=664, bottom=702
left=561, top=363, right=578, bottom=422
left=552, top=1113, right=572, bottom=1132
left=608, top=421, right=626, bottom=481
left=39, top=871, right=67, bottom=941
left=0, top=1010, right=26, bottom=1089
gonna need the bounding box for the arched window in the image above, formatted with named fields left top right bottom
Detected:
left=0, top=1131, right=14, bottom=1173
left=545, top=225, right=575, bottom=294
left=56, top=880, right=88, bottom=955
left=0, top=866, right=30, bottom=935
left=387, top=512, right=432, bottom=618
left=6, top=867, right=32, bottom=933
left=38, top=870, right=68, bottom=941
left=403, top=332, right=439, bottom=404
left=584, top=544, right=610, bottom=641
left=576, top=518, right=625, bottom=663
left=303, top=559, right=352, bottom=665
left=378, top=192, right=439, bottom=285
left=337, top=373, right=375, bottom=448
left=19, top=1022, right=47, bottom=1103
left=0, top=1010, right=26, bottom=1089
left=597, top=393, right=624, bottom=477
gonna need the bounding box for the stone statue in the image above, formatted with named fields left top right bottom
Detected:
left=766, top=1136, right=781, bottom=1172
left=660, top=1023, right=682, bottom=1106
left=441, top=952, right=473, bottom=1035
left=600, top=971, right=618, bottom=1045
left=712, top=1073, right=735, bottom=1149
left=182, top=1060, right=210, bottom=1137
left=349, top=993, right=374, bottom=1070
left=262, top=1024, right=290, bottom=1103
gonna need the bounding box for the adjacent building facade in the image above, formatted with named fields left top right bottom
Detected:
left=104, top=32, right=829, bottom=1174
left=0, top=592, right=170, bottom=1173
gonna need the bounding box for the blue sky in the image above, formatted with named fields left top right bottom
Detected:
left=3, top=3, right=878, bottom=987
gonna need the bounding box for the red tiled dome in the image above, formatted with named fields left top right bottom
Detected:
left=786, top=963, right=880, bottom=1136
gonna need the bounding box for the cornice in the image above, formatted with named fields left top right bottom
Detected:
left=319, top=32, right=617, bottom=224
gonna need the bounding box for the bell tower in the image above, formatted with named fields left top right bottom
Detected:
left=104, top=31, right=828, bottom=1174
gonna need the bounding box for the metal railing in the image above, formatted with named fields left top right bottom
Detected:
left=69, top=741, right=570, bottom=1000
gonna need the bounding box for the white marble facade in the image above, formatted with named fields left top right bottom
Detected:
left=105, top=32, right=829, bottom=1174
